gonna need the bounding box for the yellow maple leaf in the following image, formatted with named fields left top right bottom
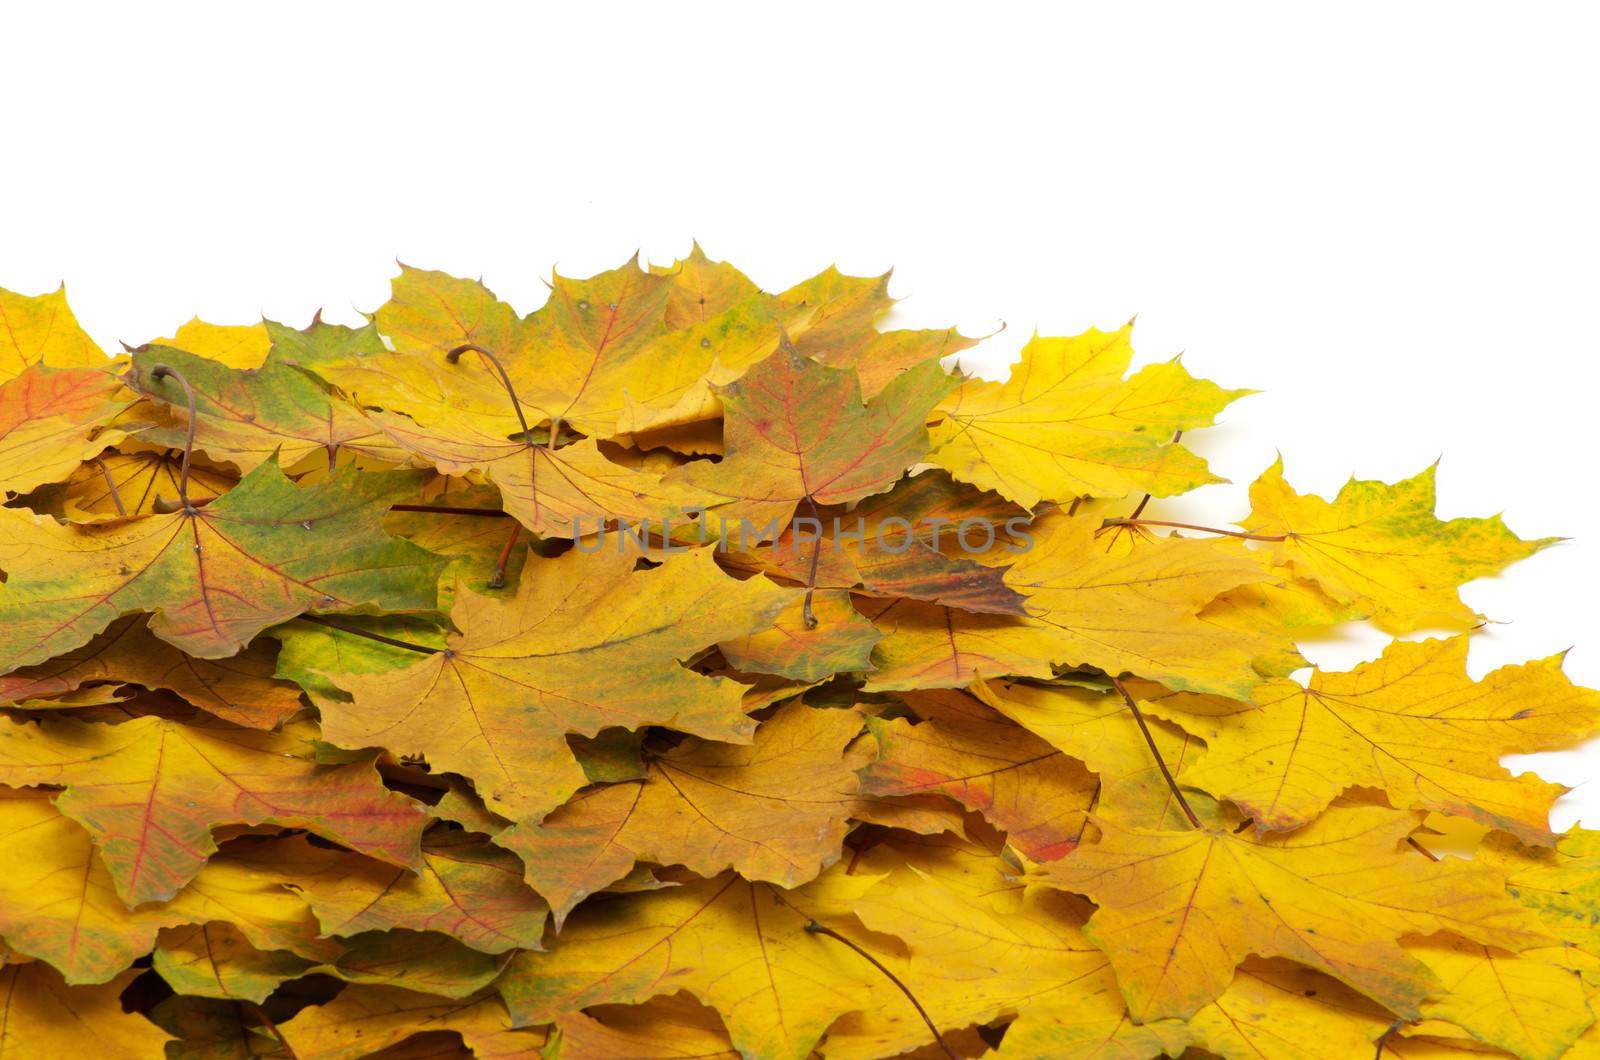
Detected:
left=1164, top=636, right=1600, bottom=843
left=926, top=325, right=1248, bottom=506
left=498, top=701, right=869, bottom=927
left=1035, top=805, right=1548, bottom=1021
left=1242, top=458, right=1556, bottom=633
left=499, top=867, right=884, bottom=1060
left=314, top=547, right=796, bottom=821
left=0, top=285, right=107, bottom=381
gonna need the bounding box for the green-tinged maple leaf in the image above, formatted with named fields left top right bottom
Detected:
left=1242, top=458, right=1557, bottom=633
left=0, top=462, right=447, bottom=668
left=126, top=345, right=407, bottom=473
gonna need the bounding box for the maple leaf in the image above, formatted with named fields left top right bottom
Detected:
left=279, top=831, right=547, bottom=954
left=366, top=410, right=718, bottom=538
left=310, top=546, right=796, bottom=821
left=0, top=364, right=131, bottom=496
left=496, top=701, right=869, bottom=926
left=154, top=318, right=272, bottom=369
left=0, top=462, right=446, bottom=668
left=277, top=985, right=545, bottom=1060
left=971, top=676, right=1212, bottom=829
left=716, top=590, right=883, bottom=682
left=925, top=325, right=1248, bottom=506
left=0, top=790, right=307, bottom=983
left=0, top=284, right=107, bottom=381
left=1162, top=635, right=1600, bottom=844
left=859, top=689, right=1099, bottom=860
left=49, top=446, right=239, bottom=520
left=126, top=345, right=406, bottom=473
left=0, top=614, right=304, bottom=730
left=738, top=470, right=1030, bottom=616
left=153, top=920, right=319, bottom=1004
left=1406, top=935, right=1596, bottom=1060
left=862, top=510, right=1294, bottom=699
left=0, top=714, right=427, bottom=904
left=1242, top=458, right=1557, bottom=633
left=0, top=964, right=171, bottom=1057
left=672, top=338, right=957, bottom=532
left=553, top=992, right=741, bottom=1059
left=497, top=868, right=883, bottom=1060
left=1034, top=805, right=1549, bottom=1020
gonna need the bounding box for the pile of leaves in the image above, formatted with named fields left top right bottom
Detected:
left=0, top=251, right=1597, bottom=1060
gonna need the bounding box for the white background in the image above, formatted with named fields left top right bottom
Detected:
left=4, top=3, right=1597, bottom=825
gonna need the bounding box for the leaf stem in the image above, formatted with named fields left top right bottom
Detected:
left=1111, top=675, right=1201, bottom=829
left=1375, top=1019, right=1404, bottom=1058
left=804, top=920, right=956, bottom=1060
left=445, top=343, right=548, bottom=449
left=298, top=614, right=441, bottom=655
left=390, top=503, right=512, bottom=518
left=94, top=456, right=127, bottom=516
left=488, top=523, right=522, bottom=589
left=801, top=496, right=823, bottom=629
left=147, top=363, right=197, bottom=510
left=1100, top=518, right=1288, bottom=542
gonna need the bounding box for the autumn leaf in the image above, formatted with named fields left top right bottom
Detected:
left=0, top=462, right=446, bottom=667
left=0, top=714, right=427, bottom=904
left=859, top=689, right=1099, bottom=860
left=0, top=614, right=304, bottom=730
left=553, top=992, right=741, bottom=1059
left=50, top=446, right=239, bottom=520
left=716, top=590, right=883, bottom=682
left=153, top=920, right=320, bottom=1004
left=0, top=963, right=170, bottom=1057
left=673, top=338, right=956, bottom=532
left=310, top=546, right=795, bottom=821
left=0, top=284, right=107, bottom=381
left=926, top=325, right=1248, bottom=506
left=1242, top=458, right=1556, bottom=633
left=0, top=364, right=131, bottom=496
left=279, top=831, right=547, bottom=954
left=0, top=790, right=327, bottom=983
left=126, top=344, right=406, bottom=473
left=498, top=868, right=883, bottom=1060
left=1163, top=635, right=1600, bottom=844
left=155, top=318, right=272, bottom=369
left=497, top=701, right=868, bottom=927
left=277, top=985, right=545, bottom=1060
left=971, top=675, right=1213, bottom=829
left=1406, top=935, right=1596, bottom=1060
left=1034, top=805, right=1549, bottom=1020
